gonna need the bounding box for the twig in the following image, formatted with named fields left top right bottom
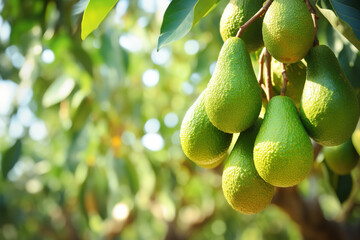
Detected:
left=304, top=0, right=319, bottom=46
left=281, top=63, right=288, bottom=96
left=312, top=141, right=323, bottom=161
left=236, top=0, right=274, bottom=38
left=258, top=48, right=266, bottom=85
left=265, top=48, right=273, bottom=101
left=257, top=48, right=269, bottom=100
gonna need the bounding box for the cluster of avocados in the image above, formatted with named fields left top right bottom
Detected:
left=180, top=0, right=360, bottom=214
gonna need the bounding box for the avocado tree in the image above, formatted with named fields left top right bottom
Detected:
left=159, top=0, right=360, bottom=239
left=0, top=0, right=360, bottom=239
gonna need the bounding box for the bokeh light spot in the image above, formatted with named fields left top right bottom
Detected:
left=184, top=40, right=200, bottom=55
left=29, top=120, right=47, bottom=141
left=41, top=49, right=55, bottom=64
left=151, top=47, right=171, bottom=65
left=164, top=113, right=178, bottom=128
left=142, top=69, right=160, bottom=87
left=142, top=133, right=164, bottom=151
left=144, top=118, right=160, bottom=133
left=119, top=33, right=143, bottom=52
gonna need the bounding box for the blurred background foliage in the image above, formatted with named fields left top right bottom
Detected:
left=0, top=0, right=360, bottom=239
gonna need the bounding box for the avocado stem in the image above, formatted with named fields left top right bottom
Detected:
left=265, top=48, right=273, bottom=101
left=281, top=63, right=288, bottom=96
left=258, top=48, right=271, bottom=101
left=258, top=48, right=266, bottom=86
left=236, top=0, right=274, bottom=38
left=304, top=0, right=319, bottom=46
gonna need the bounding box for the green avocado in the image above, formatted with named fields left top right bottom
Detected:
left=300, top=45, right=360, bottom=146
left=205, top=37, right=262, bottom=133
left=222, top=119, right=274, bottom=214
left=271, top=59, right=306, bottom=108
left=262, top=0, right=315, bottom=63
left=220, top=0, right=265, bottom=52
left=254, top=96, right=314, bottom=187
left=323, top=139, right=359, bottom=175
left=180, top=90, right=233, bottom=168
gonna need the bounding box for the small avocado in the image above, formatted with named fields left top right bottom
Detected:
left=323, top=139, right=359, bottom=175
left=220, top=0, right=265, bottom=52
left=271, top=60, right=306, bottom=108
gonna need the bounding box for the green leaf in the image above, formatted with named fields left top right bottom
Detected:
left=1, top=140, right=22, bottom=179
left=157, top=0, right=198, bottom=50
left=81, top=0, right=119, bottom=40
left=323, top=162, right=353, bottom=203
left=42, top=76, right=75, bottom=107
left=335, top=174, right=353, bottom=203
left=330, top=0, right=360, bottom=39
left=193, top=0, right=222, bottom=26
left=317, top=2, right=360, bottom=50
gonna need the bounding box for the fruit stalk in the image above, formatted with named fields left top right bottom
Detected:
left=304, top=0, right=319, bottom=46
left=265, top=48, right=273, bottom=101
left=258, top=47, right=269, bottom=96
left=280, top=63, right=288, bottom=96
left=236, top=0, right=274, bottom=38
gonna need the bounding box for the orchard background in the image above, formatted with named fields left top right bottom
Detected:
left=0, top=0, right=360, bottom=239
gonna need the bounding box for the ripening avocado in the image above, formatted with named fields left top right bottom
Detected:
left=254, top=96, right=314, bottom=187
left=262, top=0, right=315, bottom=63
left=300, top=45, right=360, bottom=146
left=180, top=90, right=233, bottom=168
left=222, top=119, right=274, bottom=214
left=205, top=37, right=262, bottom=133
left=220, top=0, right=265, bottom=52
left=271, top=60, right=306, bottom=108
left=323, top=139, right=359, bottom=175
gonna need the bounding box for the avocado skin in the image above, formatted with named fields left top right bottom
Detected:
left=205, top=37, right=262, bottom=133
left=300, top=45, right=359, bottom=146
left=254, top=96, right=313, bottom=187
left=180, top=91, right=233, bottom=169
left=262, top=0, right=315, bottom=63
left=220, top=0, right=265, bottom=52
left=222, top=119, right=274, bottom=214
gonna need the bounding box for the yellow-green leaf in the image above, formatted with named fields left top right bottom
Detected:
left=81, top=0, right=119, bottom=40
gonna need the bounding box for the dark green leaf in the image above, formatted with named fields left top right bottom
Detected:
left=323, top=162, right=353, bottom=203
left=330, top=0, right=360, bottom=39
left=1, top=140, right=22, bottom=179
left=193, top=0, right=222, bottom=26
left=335, top=174, right=353, bottom=203
left=81, top=0, right=119, bottom=40
left=157, top=0, right=198, bottom=50
left=338, top=47, right=360, bottom=87
left=317, top=1, right=360, bottom=50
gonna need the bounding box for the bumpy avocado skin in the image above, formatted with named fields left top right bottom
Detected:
left=205, top=37, right=262, bottom=133
left=300, top=45, right=360, bottom=146
left=254, top=96, right=314, bottom=187
left=180, top=91, right=233, bottom=169
left=222, top=119, right=274, bottom=214
left=220, top=0, right=265, bottom=52
left=262, top=0, right=315, bottom=63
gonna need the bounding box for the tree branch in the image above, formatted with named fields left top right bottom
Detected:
left=236, top=0, right=274, bottom=38
left=304, top=0, right=319, bottom=46
left=281, top=63, right=288, bottom=96
left=258, top=48, right=266, bottom=86
left=272, top=186, right=348, bottom=240
left=265, top=48, right=273, bottom=101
